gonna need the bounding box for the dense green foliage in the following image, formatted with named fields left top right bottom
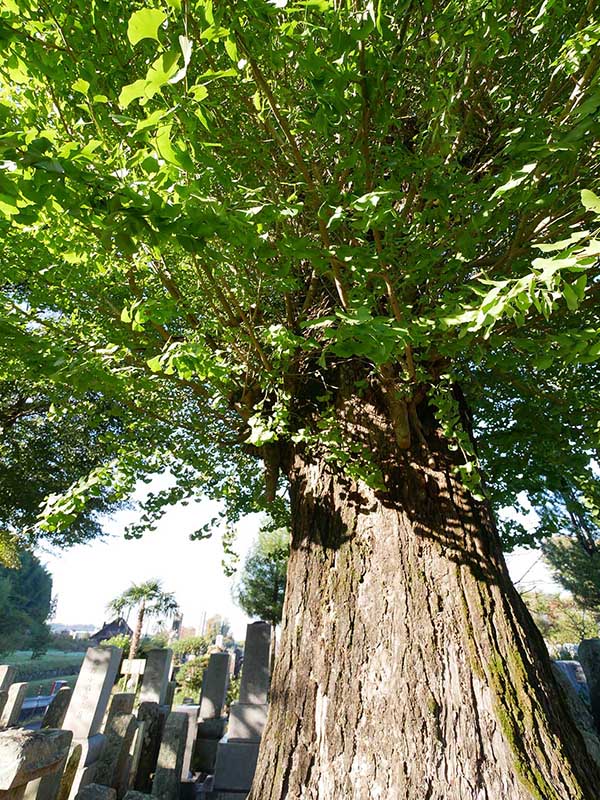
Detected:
left=0, top=0, right=598, bottom=550
left=171, top=634, right=210, bottom=663
left=0, top=552, right=53, bottom=655
left=523, top=591, right=599, bottom=645
left=0, top=378, right=131, bottom=562
left=234, top=526, right=289, bottom=626
left=176, top=652, right=209, bottom=698
left=543, top=535, right=600, bottom=612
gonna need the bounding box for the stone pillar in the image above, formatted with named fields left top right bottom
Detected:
left=103, top=695, right=135, bottom=732
left=43, top=689, right=73, bottom=730
left=579, top=639, right=600, bottom=734
left=0, top=665, right=17, bottom=691
left=212, top=622, right=271, bottom=794
left=93, top=714, right=137, bottom=796
left=172, top=707, right=199, bottom=781
left=198, top=653, right=230, bottom=720
left=138, top=652, right=172, bottom=707
left=151, top=712, right=188, bottom=800
left=0, top=728, right=73, bottom=800
left=132, top=705, right=165, bottom=794
left=1, top=683, right=28, bottom=729
left=60, top=647, right=122, bottom=800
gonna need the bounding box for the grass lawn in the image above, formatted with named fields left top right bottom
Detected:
left=6, top=649, right=86, bottom=670
left=24, top=673, right=79, bottom=698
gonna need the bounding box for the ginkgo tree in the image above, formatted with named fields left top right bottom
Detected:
left=1, top=0, right=600, bottom=796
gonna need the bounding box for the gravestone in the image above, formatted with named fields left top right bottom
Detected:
left=63, top=648, right=122, bottom=741
left=0, top=666, right=17, bottom=691
left=104, top=695, right=135, bottom=731
left=151, top=712, right=188, bottom=800
left=132, top=704, right=165, bottom=793
left=1, top=683, right=29, bottom=729
left=125, top=721, right=145, bottom=791
left=61, top=647, right=122, bottom=800
left=551, top=662, right=600, bottom=768
left=75, top=785, right=116, bottom=800
left=212, top=623, right=271, bottom=795
left=172, top=707, right=199, bottom=781
left=164, top=683, right=176, bottom=711
left=43, top=688, right=73, bottom=730
left=93, top=714, right=137, bottom=793
left=579, top=639, right=600, bottom=734
left=198, top=654, right=230, bottom=720
left=0, top=728, right=72, bottom=800
left=138, top=652, right=172, bottom=707
left=0, top=690, right=8, bottom=719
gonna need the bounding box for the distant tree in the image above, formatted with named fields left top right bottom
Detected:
left=523, top=591, right=599, bottom=645
left=235, top=527, right=289, bottom=628
left=543, top=536, right=600, bottom=613
left=234, top=526, right=289, bottom=674
left=172, top=635, right=210, bottom=665
left=204, top=615, right=231, bottom=642
left=108, top=579, right=179, bottom=660
left=0, top=552, right=53, bottom=656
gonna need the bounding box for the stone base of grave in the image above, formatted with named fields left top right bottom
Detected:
left=226, top=704, right=267, bottom=743
left=212, top=738, right=259, bottom=793
left=191, top=718, right=227, bottom=774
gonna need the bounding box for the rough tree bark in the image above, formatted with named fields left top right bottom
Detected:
left=249, top=382, right=600, bottom=800
left=128, top=601, right=145, bottom=660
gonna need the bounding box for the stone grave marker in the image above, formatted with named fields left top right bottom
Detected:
left=579, top=638, right=600, bottom=733
left=551, top=662, right=600, bottom=768
left=63, top=648, right=122, bottom=741
left=125, top=721, right=145, bottom=791
left=198, top=653, right=230, bottom=720
left=103, top=695, right=135, bottom=731
left=171, top=706, right=199, bottom=781
left=43, top=688, right=73, bottom=730
left=151, top=712, right=188, bottom=800
left=0, top=728, right=72, bottom=800
left=139, top=652, right=172, bottom=707
left=1, top=683, right=29, bottom=729
left=93, top=714, right=137, bottom=794
left=74, top=785, right=116, bottom=800
left=0, top=666, right=17, bottom=691
left=212, top=622, right=271, bottom=795
left=60, top=647, right=122, bottom=800
left=132, top=705, right=165, bottom=793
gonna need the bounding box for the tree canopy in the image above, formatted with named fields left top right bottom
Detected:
left=234, top=525, right=289, bottom=626
left=0, top=0, right=598, bottom=546
left=0, top=551, right=53, bottom=655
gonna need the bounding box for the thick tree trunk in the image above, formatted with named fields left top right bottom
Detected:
left=250, top=390, right=600, bottom=799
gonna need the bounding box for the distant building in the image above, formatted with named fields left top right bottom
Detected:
left=90, top=617, right=132, bottom=645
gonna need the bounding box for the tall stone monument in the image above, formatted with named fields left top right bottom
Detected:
left=0, top=728, right=73, bottom=800
left=60, top=646, right=122, bottom=800
left=138, top=651, right=172, bottom=707
left=191, top=653, right=231, bottom=775
left=212, top=622, right=271, bottom=795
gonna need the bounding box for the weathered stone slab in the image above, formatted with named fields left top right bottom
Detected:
left=238, top=623, right=270, bottom=706
left=551, top=662, right=600, bottom=768
left=196, top=718, right=227, bottom=740
left=43, top=688, right=73, bottom=730
left=227, top=703, right=267, bottom=743
left=63, top=648, right=122, bottom=740
left=0, top=665, right=17, bottom=691
left=212, top=738, right=259, bottom=793
left=163, top=683, right=176, bottom=711
left=139, top=652, right=172, bottom=707
left=1, top=682, right=28, bottom=728
left=125, top=722, right=144, bottom=792
left=93, top=715, right=137, bottom=791
left=190, top=738, right=219, bottom=775
left=198, top=654, right=230, bottom=720
left=123, top=792, right=150, bottom=800
left=0, top=729, right=73, bottom=790
left=75, top=785, right=116, bottom=800
left=132, top=704, right=165, bottom=793
left=0, top=689, right=9, bottom=719
left=172, top=707, right=199, bottom=781
left=579, top=639, right=600, bottom=733
left=104, top=695, right=135, bottom=730
left=151, top=712, right=188, bottom=800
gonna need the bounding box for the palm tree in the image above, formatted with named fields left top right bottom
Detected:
left=107, top=579, right=180, bottom=659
